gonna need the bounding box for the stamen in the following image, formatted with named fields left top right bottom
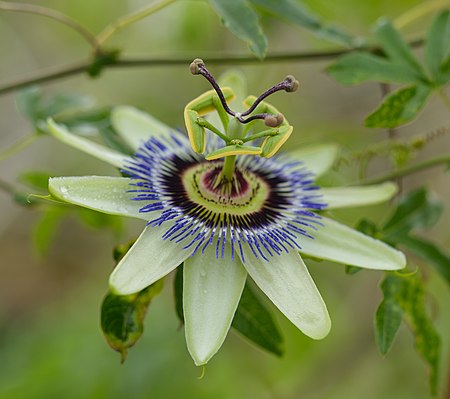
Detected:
left=240, top=75, right=299, bottom=117
left=190, top=58, right=235, bottom=117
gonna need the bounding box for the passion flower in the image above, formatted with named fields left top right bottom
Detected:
left=46, top=62, right=405, bottom=365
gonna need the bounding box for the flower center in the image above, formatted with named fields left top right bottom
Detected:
left=182, top=161, right=270, bottom=214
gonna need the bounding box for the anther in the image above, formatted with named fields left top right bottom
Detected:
left=264, top=113, right=284, bottom=127
left=189, top=58, right=235, bottom=117
left=190, top=58, right=204, bottom=75
left=284, top=75, right=299, bottom=92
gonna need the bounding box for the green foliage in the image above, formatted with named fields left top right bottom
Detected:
left=425, top=10, right=450, bottom=86
left=327, top=52, right=421, bottom=85
left=33, top=206, right=67, bottom=257
left=382, top=188, right=443, bottom=238
left=208, top=0, right=354, bottom=58
left=15, top=88, right=132, bottom=155
left=18, top=171, right=53, bottom=191
left=328, top=11, right=450, bottom=128
left=56, top=107, right=133, bottom=155
left=375, top=273, right=441, bottom=396
left=249, top=0, right=354, bottom=47
left=393, top=235, right=450, bottom=285
left=208, top=0, right=268, bottom=59
left=375, top=276, right=403, bottom=354
left=231, top=283, right=284, bottom=356
left=174, top=265, right=284, bottom=357
left=174, top=267, right=184, bottom=323
left=16, top=87, right=93, bottom=134
left=101, top=280, right=164, bottom=362
left=365, top=85, right=432, bottom=128
left=373, top=18, right=425, bottom=75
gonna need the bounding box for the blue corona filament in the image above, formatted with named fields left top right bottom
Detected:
left=123, top=133, right=326, bottom=262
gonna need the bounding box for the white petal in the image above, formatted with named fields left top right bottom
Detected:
left=321, top=182, right=398, bottom=209
left=184, top=244, right=247, bottom=365
left=238, top=248, right=331, bottom=340
left=288, top=143, right=339, bottom=178
left=49, top=176, right=150, bottom=220
left=47, top=119, right=129, bottom=168
left=110, top=224, right=195, bottom=295
left=111, top=106, right=172, bottom=151
left=300, top=216, right=406, bottom=270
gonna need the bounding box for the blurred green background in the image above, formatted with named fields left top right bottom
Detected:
left=0, top=1, right=449, bottom=398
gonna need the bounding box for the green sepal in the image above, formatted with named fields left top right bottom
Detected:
left=205, top=144, right=261, bottom=160
left=100, top=279, right=164, bottom=363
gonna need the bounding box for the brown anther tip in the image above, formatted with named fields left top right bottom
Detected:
left=264, top=113, right=284, bottom=127
left=190, top=58, right=205, bottom=75
left=284, top=75, right=299, bottom=92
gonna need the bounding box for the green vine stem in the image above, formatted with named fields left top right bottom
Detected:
left=393, top=0, right=450, bottom=30
left=360, top=154, right=450, bottom=185
left=0, top=39, right=425, bottom=96
left=0, top=1, right=99, bottom=49
left=96, top=0, right=176, bottom=45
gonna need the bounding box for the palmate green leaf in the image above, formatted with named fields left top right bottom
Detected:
left=373, top=18, right=426, bottom=79
left=174, top=267, right=284, bottom=357
left=327, top=52, right=423, bottom=85
left=375, top=273, right=441, bottom=396
left=425, top=10, right=450, bottom=85
left=391, top=235, right=450, bottom=286
left=365, top=85, right=432, bottom=128
left=249, top=0, right=354, bottom=47
left=208, top=0, right=267, bottom=59
left=232, top=283, right=284, bottom=357
left=101, top=280, right=164, bottom=363
left=382, top=188, right=443, bottom=237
